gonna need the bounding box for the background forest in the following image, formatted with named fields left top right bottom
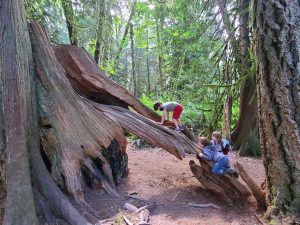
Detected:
left=26, top=0, right=259, bottom=155
left=1, top=0, right=299, bottom=224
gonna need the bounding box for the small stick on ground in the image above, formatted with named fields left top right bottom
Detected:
left=172, top=191, right=180, bottom=201
left=187, top=203, right=221, bottom=209
left=123, top=215, right=134, bottom=225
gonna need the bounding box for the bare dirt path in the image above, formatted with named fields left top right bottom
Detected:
left=85, top=145, right=266, bottom=225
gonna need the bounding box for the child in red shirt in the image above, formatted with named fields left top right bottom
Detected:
left=153, top=101, right=183, bottom=131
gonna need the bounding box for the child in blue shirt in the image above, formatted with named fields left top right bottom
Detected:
left=197, top=137, right=238, bottom=177
left=211, top=131, right=231, bottom=155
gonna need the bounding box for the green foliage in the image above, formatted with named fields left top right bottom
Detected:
left=140, top=94, right=154, bottom=110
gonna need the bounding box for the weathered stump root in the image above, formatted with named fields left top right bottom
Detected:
left=235, top=161, right=267, bottom=209
left=190, top=158, right=251, bottom=205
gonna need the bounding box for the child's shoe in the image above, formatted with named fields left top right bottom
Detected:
left=224, top=168, right=239, bottom=178
left=175, top=127, right=183, bottom=133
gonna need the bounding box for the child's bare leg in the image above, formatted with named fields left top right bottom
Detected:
left=178, top=119, right=182, bottom=127
left=172, top=118, right=180, bottom=129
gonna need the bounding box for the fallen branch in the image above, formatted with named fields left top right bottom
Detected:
left=187, top=202, right=221, bottom=209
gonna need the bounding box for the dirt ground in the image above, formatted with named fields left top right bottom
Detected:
left=84, top=144, right=266, bottom=225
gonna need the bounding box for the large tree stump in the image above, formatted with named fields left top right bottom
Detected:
left=30, top=22, right=128, bottom=203
left=190, top=157, right=251, bottom=205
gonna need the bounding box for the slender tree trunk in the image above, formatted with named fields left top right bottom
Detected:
left=146, top=56, right=151, bottom=95
left=112, top=2, right=136, bottom=71
left=222, top=96, right=232, bottom=140
left=94, top=0, right=106, bottom=64
left=156, top=18, right=164, bottom=90
left=146, top=34, right=151, bottom=95
left=61, top=0, right=78, bottom=46
left=130, top=21, right=137, bottom=97
left=254, top=0, right=300, bottom=220
left=222, top=64, right=232, bottom=140
left=136, top=49, right=141, bottom=97
left=0, top=0, right=38, bottom=223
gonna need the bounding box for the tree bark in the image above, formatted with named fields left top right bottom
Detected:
left=0, top=0, right=38, bottom=224
left=253, top=0, right=300, bottom=219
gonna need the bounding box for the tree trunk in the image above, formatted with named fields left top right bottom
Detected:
left=61, top=0, right=78, bottom=46
left=130, top=21, right=138, bottom=97
left=156, top=18, right=164, bottom=90
left=111, top=2, right=136, bottom=72
left=230, top=0, right=259, bottom=155
left=222, top=95, right=232, bottom=140
left=0, top=0, right=38, bottom=224
left=253, top=0, right=300, bottom=220
left=94, top=0, right=106, bottom=65
left=146, top=27, right=151, bottom=95
left=222, top=63, right=232, bottom=140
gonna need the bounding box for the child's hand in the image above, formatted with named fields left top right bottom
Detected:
left=197, top=153, right=203, bottom=160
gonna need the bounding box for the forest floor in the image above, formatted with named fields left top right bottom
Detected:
left=84, top=144, right=267, bottom=225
